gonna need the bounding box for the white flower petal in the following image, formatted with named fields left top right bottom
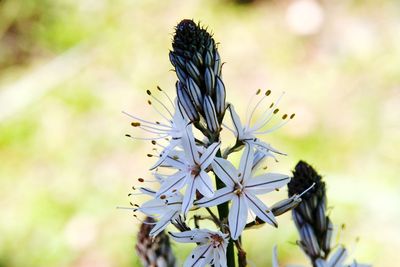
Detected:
left=169, top=230, right=209, bottom=243
left=149, top=210, right=179, bottom=236
left=138, top=187, right=157, bottom=196
left=182, top=177, right=197, bottom=216
left=184, top=244, right=213, bottom=267
left=149, top=139, right=180, bottom=170
left=156, top=172, right=187, bottom=197
left=327, top=246, right=348, bottom=267
left=245, top=191, right=277, bottom=227
left=139, top=198, right=167, bottom=215
left=315, top=259, right=327, bottom=267
left=217, top=246, right=227, bottom=267
left=196, top=170, right=215, bottom=198
left=229, top=194, right=249, bottom=240
left=199, top=141, right=221, bottom=168
left=196, top=186, right=234, bottom=207
left=182, top=124, right=200, bottom=165
left=244, top=173, right=290, bottom=194
left=247, top=139, right=286, bottom=156
left=272, top=245, right=279, bottom=267
left=228, top=104, right=244, bottom=139
left=160, top=153, right=187, bottom=170
left=212, top=157, right=239, bottom=187
left=239, top=142, right=254, bottom=183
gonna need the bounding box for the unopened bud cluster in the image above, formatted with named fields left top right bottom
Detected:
left=288, top=161, right=332, bottom=261
left=170, top=19, right=225, bottom=139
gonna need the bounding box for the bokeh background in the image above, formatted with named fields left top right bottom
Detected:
left=1, top=0, right=399, bottom=266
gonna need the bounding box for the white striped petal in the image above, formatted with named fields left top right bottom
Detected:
left=239, top=142, right=254, bottom=183
left=327, top=246, right=348, bottom=267
left=217, top=246, right=227, bottom=267
left=182, top=124, right=200, bottom=165
left=244, top=173, right=290, bottom=194
left=139, top=198, right=166, bottom=215
left=272, top=245, right=279, bottom=267
left=245, top=191, right=277, bottom=227
left=196, top=187, right=234, bottom=207
left=196, top=170, right=214, bottom=198
left=156, top=172, right=187, bottom=197
left=184, top=244, right=213, bottom=267
left=149, top=210, right=178, bottom=236
left=199, top=141, right=220, bottom=168
left=182, top=177, right=197, bottom=216
left=169, top=230, right=209, bottom=243
left=228, top=104, right=244, bottom=139
left=149, top=139, right=180, bottom=170
left=229, top=194, right=248, bottom=240
left=212, top=157, right=239, bottom=187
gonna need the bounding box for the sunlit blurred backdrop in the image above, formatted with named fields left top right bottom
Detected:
left=0, top=0, right=399, bottom=266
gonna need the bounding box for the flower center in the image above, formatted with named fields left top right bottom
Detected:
left=190, top=164, right=201, bottom=177
left=233, top=183, right=243, bottom=196
left=210, top=234, right=224, bottom=248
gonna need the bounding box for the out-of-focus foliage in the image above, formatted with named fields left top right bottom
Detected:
left=0, top=0, right=399, bottom=266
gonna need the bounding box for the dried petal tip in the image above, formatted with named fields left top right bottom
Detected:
left=288, top=160, right=325, bottom=200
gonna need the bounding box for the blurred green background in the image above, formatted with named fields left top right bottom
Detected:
left=0, top=0, right=399, bottom=266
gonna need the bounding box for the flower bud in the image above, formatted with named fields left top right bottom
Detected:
left=214, top=76, right=226, bottom=118
left=185, top=61, right=201, bottom=85
left=203, top=95, right=219, bottom=132
left=176, top=82, right=199, bottom=122
left=322, top=218, right=333, bottom=252
left=205, top=50, right=213, bottom=66
left=315, top=201, right=327, bottom=233
left=186, top=77, right=203, bottom=108
left=300, top=224, right=320, bottom=258
left=271, top=195, right=301, bottom=216
left=204, top=67, right=215, bottom=95
left=214, top=50, right=221, bottom=76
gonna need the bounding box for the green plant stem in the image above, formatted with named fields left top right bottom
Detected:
left=215, top=149, right=236, bottom=267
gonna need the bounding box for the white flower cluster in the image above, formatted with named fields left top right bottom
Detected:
left=124, top=88, right=295, bottom=267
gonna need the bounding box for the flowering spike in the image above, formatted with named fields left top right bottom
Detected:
left=171, top=19, right=226, bottom=133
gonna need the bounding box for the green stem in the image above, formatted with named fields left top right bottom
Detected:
left=215, top=149, right=236, bottom=267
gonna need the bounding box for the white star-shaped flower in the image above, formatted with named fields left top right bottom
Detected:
left=196, top=143, right=290, bottom=240
left=156, top=125, right=220, bottom=216
left=138, top=190, right=183, bottom=237
left=123, top=97, right=189, bottom=170
left=170, top=229, right=228, bottom=267
left=225, top=91, right=294, bottom=159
